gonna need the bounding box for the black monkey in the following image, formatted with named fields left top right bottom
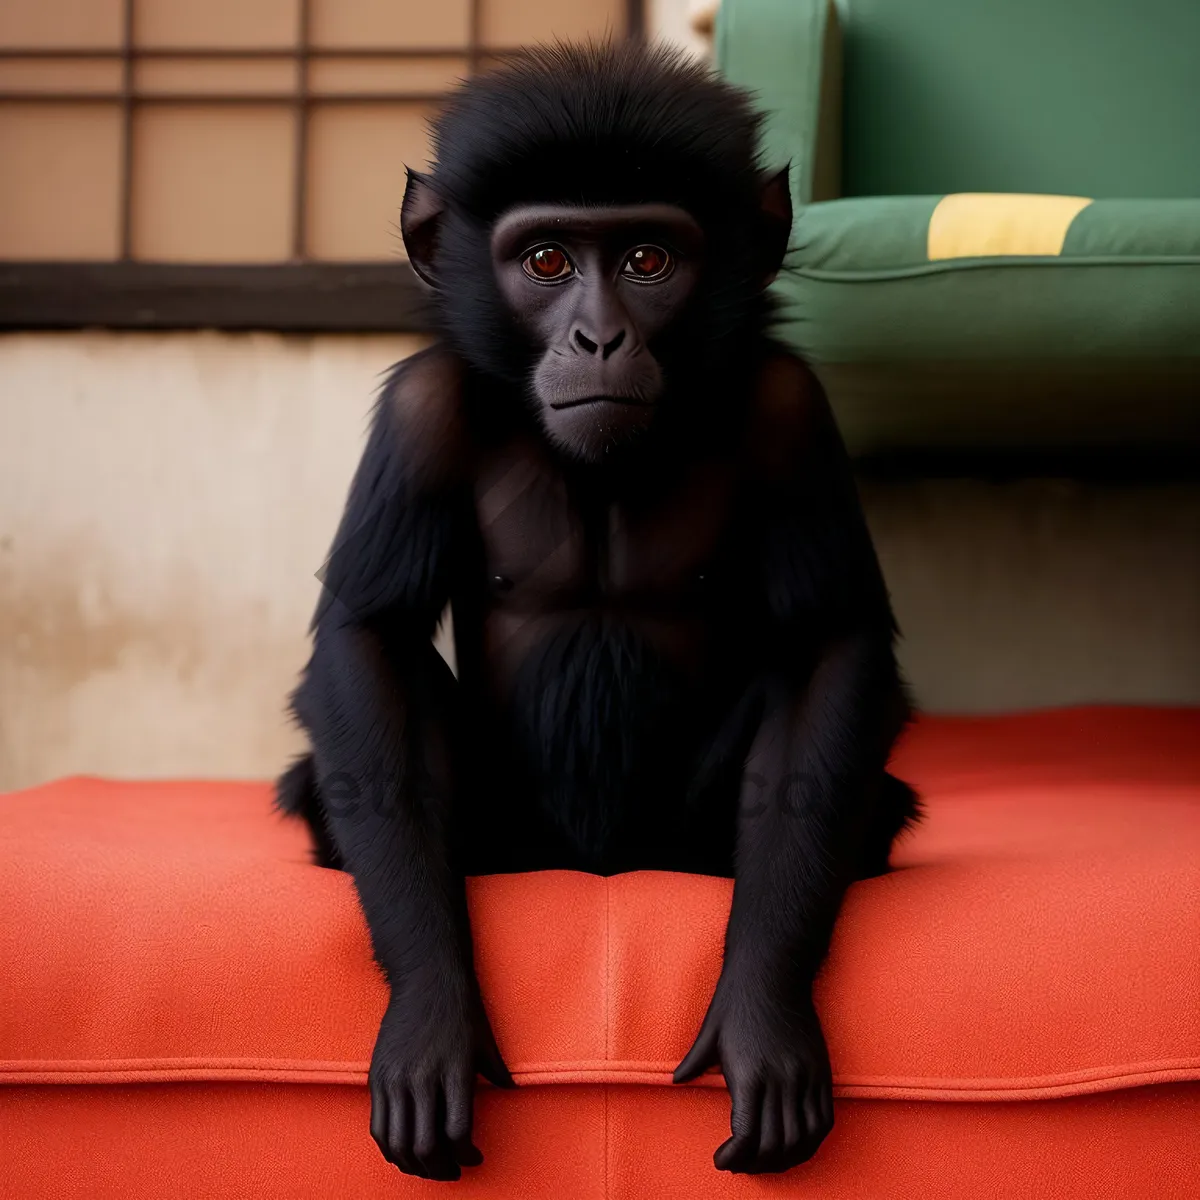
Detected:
left=279, top=42, right=917, bottom=1181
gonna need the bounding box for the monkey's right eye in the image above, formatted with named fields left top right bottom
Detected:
left=522, top=245, right=574, bottom=282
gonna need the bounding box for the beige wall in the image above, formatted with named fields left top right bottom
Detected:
left=0, top=331, right=421, bottom=791
left=650, top=0, right=711, bottom=57
left=2, top=332, right=1198, bottom=793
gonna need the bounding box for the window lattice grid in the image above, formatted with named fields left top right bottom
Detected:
left=0, top=0, right=641, bottom=262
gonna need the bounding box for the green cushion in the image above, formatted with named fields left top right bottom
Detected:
left=718, top=0, right=1200, bottom=200
left=775, top=197, right=1200, bottom=452
left=792, top=197, right=1200, bottom=278
left=717, top=0, right=842, bottom=206
left=839, top=0, right=1200, bottom=199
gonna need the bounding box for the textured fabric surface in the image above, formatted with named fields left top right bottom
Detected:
left=776, top=194, right=1200, bottom=445
left=4, top=1082, right=1199, bottom=1198
left=781, top=197, right=1200, bottom=367
left=837, top=0, right=1200, bottom=200
left=716, top=0, right=842, bottom=206
left=2, top=708, right=1198, bottom=1099
left=926, top=194, right=1094, bottom=259
left=789, top=196, right=1200, bottom=273
left=717, top=0, right=1200, bottom=451
left=2, top=707, right=1199, bottom=1195
left=720, top=0, right=1200, bottom=200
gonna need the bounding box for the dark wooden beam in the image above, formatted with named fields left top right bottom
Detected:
left=0, top=262, right=435, bottom=333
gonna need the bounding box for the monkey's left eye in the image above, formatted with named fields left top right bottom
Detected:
left=522, top=245, right=574, bottom=282
left=622, top=245, right=673, bottom=282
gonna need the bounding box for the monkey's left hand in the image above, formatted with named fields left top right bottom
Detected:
left=673, top=969, right=834, bottom=1173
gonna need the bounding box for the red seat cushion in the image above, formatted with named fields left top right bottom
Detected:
left=2, top=707, right=1198, bottom=1103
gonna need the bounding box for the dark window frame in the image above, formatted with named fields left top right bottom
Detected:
left=0, top=0, right=644, bottom=332
left=0, top=261, right=433, bottom=332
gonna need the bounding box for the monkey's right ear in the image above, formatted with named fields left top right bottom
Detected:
left=401, top=169, right=444, bottom=287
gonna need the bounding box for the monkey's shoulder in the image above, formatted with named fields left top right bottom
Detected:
left=743, top=351, right=833, bottom=481
left=377, top=344, right=471, bottom=490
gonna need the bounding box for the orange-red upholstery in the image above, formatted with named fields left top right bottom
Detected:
left=3, top=707, right=1199, bottom=1196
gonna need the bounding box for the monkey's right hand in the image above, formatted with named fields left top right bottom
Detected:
left=369, top=969, right=514, bottom=1181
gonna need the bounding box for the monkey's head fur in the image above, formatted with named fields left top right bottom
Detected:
left=401, top=42, right=790, bottom=462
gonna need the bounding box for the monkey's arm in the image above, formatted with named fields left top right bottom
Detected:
left=289, top=351, right=511, bottom=1182
left=675, top=357, right=910, bottom=1174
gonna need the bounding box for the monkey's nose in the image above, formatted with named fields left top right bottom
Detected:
left=572, top=327, right=627, bottom=359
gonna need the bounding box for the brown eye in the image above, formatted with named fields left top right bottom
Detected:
left=522, top=245, right=573, bottom=282
left=622, top=245, right=672, bottom=281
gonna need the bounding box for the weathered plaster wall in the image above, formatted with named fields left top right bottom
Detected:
left=2, top=331, right=1197, bottom=791
left=0, top=331, right=422, bottom=790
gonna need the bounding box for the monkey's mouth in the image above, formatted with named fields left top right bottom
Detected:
left=549, top=394, right=653, bottom=410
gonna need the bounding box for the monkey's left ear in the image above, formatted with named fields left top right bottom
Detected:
left=401, top=169, right=444, bottom=288
left=759, top=166, right=793, bottom=285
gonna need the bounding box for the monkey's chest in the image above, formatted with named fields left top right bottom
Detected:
left=461, top=444, right=753, bottom=872
left=473, top=443, right=740, bottom=687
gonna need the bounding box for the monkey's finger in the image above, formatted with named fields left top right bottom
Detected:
left=371, top=1084, right=423, bottom=1179
left=801, top=1070, right=834, bottom=1159
left=444, top=1068, right=484, bottom=1167
left=412, top=1079, right=460, bottom=1181
left=387, top=1088, right=429, bottom=1179
left=749, top=1081, right=782, bottom=1173
left=714, top=1128, right=761, bottom=1173
left=780, top=1079, right=804, bottom=1156
left=672, top=1019, right=720, bottom=1084
left=820, top=1071, right=835, bottom=1133
left=714, top=1076, right=764, bottom=1172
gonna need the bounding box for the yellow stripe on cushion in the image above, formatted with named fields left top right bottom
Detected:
left=928, top=194, right=1093, bottom=260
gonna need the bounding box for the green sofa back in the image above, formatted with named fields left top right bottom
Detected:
left=838, top=0, right=1200, bottom=199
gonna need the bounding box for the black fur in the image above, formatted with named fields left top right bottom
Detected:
left=277, top=42, right=918, bottom=1182
left=430, top=43, right=764, bottom=222
left=506, top=615, right=678, bottom=864
left=427, top=42, right=778, bottom=389
left=277, top=752, right=341, bottom=868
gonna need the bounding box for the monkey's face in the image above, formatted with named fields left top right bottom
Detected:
left=490, top=204, right=705, bottom=461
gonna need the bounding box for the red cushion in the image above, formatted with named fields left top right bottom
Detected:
left=2, top=707, right=1198, bottom=1103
